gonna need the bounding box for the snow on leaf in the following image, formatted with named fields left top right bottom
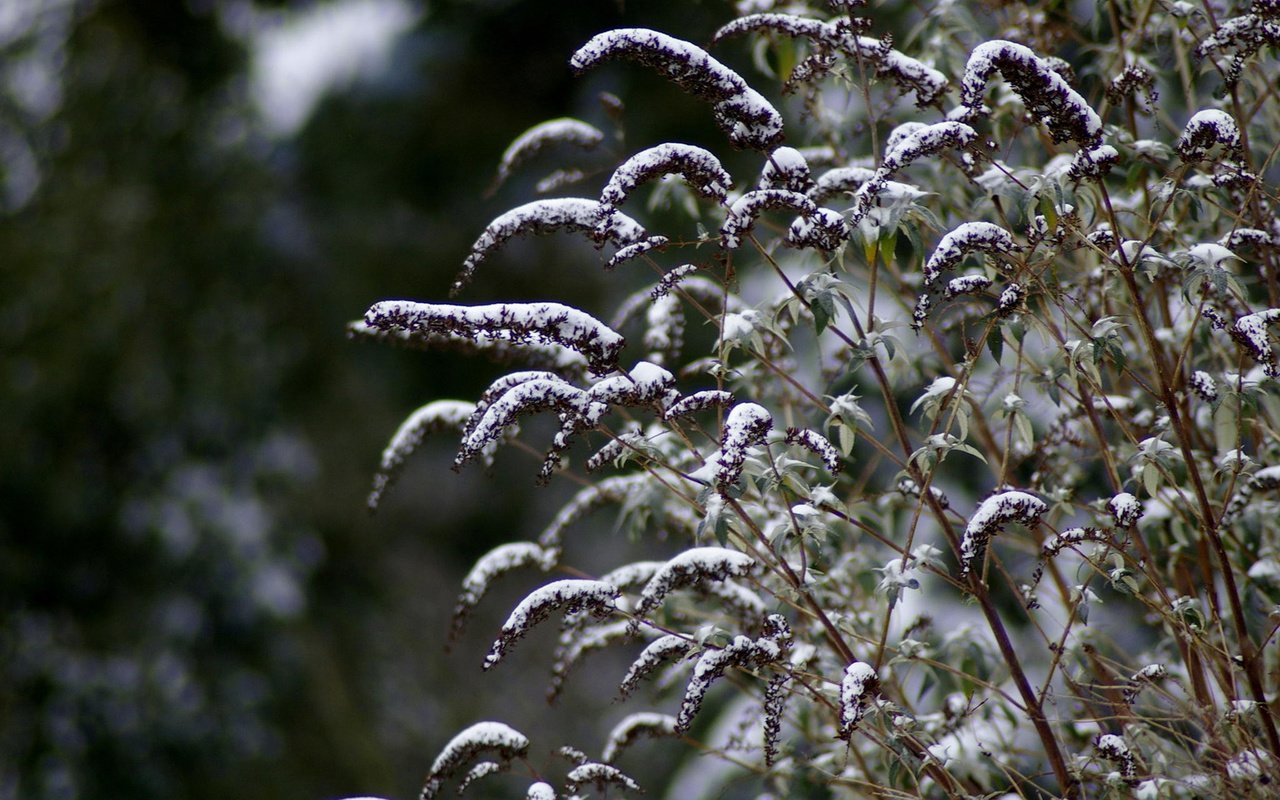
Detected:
left=665, top=389, right=736, bottom=421
left=422, top=721, right=530, bottom=800
left=923, top=221, right=1018, bottom=286
left=1176, top=109, right=1241, bottom=162
left=449, top=198, right=647, bottom=295
left=601, top=712, right=679, bottom=763
left=715, top=402, right=774, bottom=486
left=454, top=377, right=606, bottom=471
left=548, top=620, right=633, bottom=702
left=721, top=188, right=817, bottom=249
left=960, top=489, right=1047, bottom=578
left=957, top=40, right=1102, bottom=148
left=599, top=143, right=732, bottom=217
left=348, top=319, right=589, bottom=376
left=369, top=400, right=475, bottom=511
left=785, top=427, right=841, bottom=473
left=1194, top=10, right=1280, bottom=86
left=525, top=782, right=556, bottom=800
left=570, top=28, right=783, bottom=149
left=364, top=300, right=625, bottom=375
left=494, top=117, right=604, bottom=188
left=619, top=633, right=695, bottom=697
left=450, top=542, right=559, bottom=643
left=1229, top=308, right=1280, bottom=376
left=839, top=661, right=879, bottom=737
left=457, top=761, right=503, bottom=795
left=631, top=547, right=758, bottom=630
left=483, top=579, right=620, bottom=670
left=677, top=634, right=778, bottom=733
left=565, top=762, right=642, bottom=794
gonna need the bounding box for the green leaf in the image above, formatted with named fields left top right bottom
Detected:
left=986, top=324, right=1004, bottom=363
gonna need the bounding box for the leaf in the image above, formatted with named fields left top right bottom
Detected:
left=986, top=324, right=1004, bottom=363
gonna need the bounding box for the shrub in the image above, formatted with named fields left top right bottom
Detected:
left=349, top=0, right=1280, bottom=797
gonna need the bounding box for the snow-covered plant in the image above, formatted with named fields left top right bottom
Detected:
left=352, top=0, right=1280, bottom=796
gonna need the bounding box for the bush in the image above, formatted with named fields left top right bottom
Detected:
left=349, top=1, right=1280, bottom=797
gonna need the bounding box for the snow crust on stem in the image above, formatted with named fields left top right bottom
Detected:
left=571, top=28, right=783, bottom=149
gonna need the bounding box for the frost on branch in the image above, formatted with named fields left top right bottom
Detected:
left=922, top=222, right=1018, bottom=286
left=483, top=579, right=619, bottom=670
left=1229, top=308, right=1280, bottom=376
left=601, top=712, right=679, bottom=763
left=630, top=547, right=758, bottom=632
left=839, top=661, right=879, bottom=737
left=364, top=300, right=624, bottom=374
left=564, top=762, right=641, bottom=795
left=960, top=490, right=1047, bottom=578
left=450, top=542, right=559, bottom=643
left=957, top=40, right=1103, bottom=148
left=449, top=198, right=648, bottom=295
left=785, top=427, right=841, bottom=474
left=570, top=28, right=784, bottom=149
left=1194, top=7, right=1280, bottom=87
left=716, top=402, right=774, bottom=486
left=720, top=189, right=817, bottom=249
left=493, top=117, right=604, bottom=189
left=369, top=400, right=475, bottom=511
left=1176, top=109, right=1241, bottom=163
left=599, top=143, right=732, bottom=220
left=619, top=633, right=694, bottom=697
left=421, top=721, right=530, bottom=800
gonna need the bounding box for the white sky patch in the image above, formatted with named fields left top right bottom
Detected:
left=240, top=0, right=422, bottom=137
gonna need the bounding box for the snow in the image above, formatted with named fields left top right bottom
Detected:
left=665, top=390, right=735, bottom=420
left=537, top=475, right=651, bottom=547
left=602, top=712, right=678, bottom=763
left=570, top=28, right=783, bottom=149
left=958, top=40, right=1102, bottom=148
left=457, top=378, right=606, bottom=468
left=423, top=721, right=530, bottom=799
left=1176, top=109, right=1241, bottom=161
left=715, top=402, right=774, bottom=485
left=450, top=198, right=648, bottom=294
left=365, top=300, right=625, bottom=375
left=760, top=146, right=812, bottom=192
left=961, top=490, right=1047, bottom=577
left=496, top=118, right=604, bottom=185
left=1107, top=492, right=1143, bottom=527
left=483, top=579, right=620, bottom=670
left=787, top=206, right=848, bottom=250
left=1096, top=733, right=1136, bottom=778
left=923, top=222, right=1017, bottom=286
left=785, top=427, right=841, bottom=473
left=451, top=542, right=558, bottom=639
left=600, top=143, right=732, bottom=213
left=368, top=399, right=475, bottom=510
left=809, top=166, right=878, bottom=202
left=525, top=782, right=556, bottom=800
left=677, top=636, right=765, bottom=732
left=839, top=661, right=878, bottom=735
left=631, top=547, right=758, bottom=628
left=1230, top=308, right=1280, bottom=375
left=605, top=235, right=669, bottom=271
left=565, top=762, right=641, bottom=793
left=721, top=189, right=817, bottom=249
left=620, top=633, right=694, bottom=697
left=944, top=274, right=993, bottom=298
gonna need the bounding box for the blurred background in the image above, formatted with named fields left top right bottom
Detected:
left=0, top=1, right=753, bottom=798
